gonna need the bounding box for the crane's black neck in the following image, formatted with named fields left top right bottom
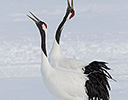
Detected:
left=38, top=26, right=47, bottom=57
left=55, top=9, right=70, bottom=44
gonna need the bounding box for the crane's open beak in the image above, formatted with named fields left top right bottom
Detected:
left=27, top=11, right=40, bottom=23
left=67, top=0, right=73, bottom=9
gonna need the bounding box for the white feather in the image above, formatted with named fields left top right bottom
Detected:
left=41, top=52, right=88, bottom=100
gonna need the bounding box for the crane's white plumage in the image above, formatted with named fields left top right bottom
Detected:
left=41, top=56, right=88, bottom=100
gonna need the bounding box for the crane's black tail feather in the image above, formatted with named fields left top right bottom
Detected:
left=84, top=61, right=115, bottom=100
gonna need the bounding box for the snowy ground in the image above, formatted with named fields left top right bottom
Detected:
left=0, top=0, right=128, bottom=100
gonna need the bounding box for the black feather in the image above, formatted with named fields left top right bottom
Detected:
left=84, top=61, right=115, bottom=100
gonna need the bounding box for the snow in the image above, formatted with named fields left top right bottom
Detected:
left=0, top=0, right=128, bottom=100
left=0, top=77, right=56, bottom=100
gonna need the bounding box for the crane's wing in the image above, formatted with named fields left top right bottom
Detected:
left=61, top=57, right=87, bottom=71
left=50, top=56, right=87, bottom=72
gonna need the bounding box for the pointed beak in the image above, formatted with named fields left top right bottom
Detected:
left=71, top=0, right=73, bottom=9
left=67, top=0, right=73, bottom=9
left=27, top=11, right=40, bottom=23
left=67, top=0, right=71, bottom=8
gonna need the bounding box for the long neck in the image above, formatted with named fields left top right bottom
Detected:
left=50, top=10, right=71, bottom=61
left=38, top=27, right=53, bottom=76
left=39, top=27, right=47, bottom=57
left=55, top=11, right=70, bottom=44
left=50, top=13, right=70, bottom=60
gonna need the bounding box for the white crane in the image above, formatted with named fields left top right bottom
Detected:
left=27, top=11, right=114, bottom=100
left=49, top=0, right=87, bottom=72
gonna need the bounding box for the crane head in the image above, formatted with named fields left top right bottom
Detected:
left=66, top=0, right=75, bottom=20
left=27, top=11, right=47, bottom=30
